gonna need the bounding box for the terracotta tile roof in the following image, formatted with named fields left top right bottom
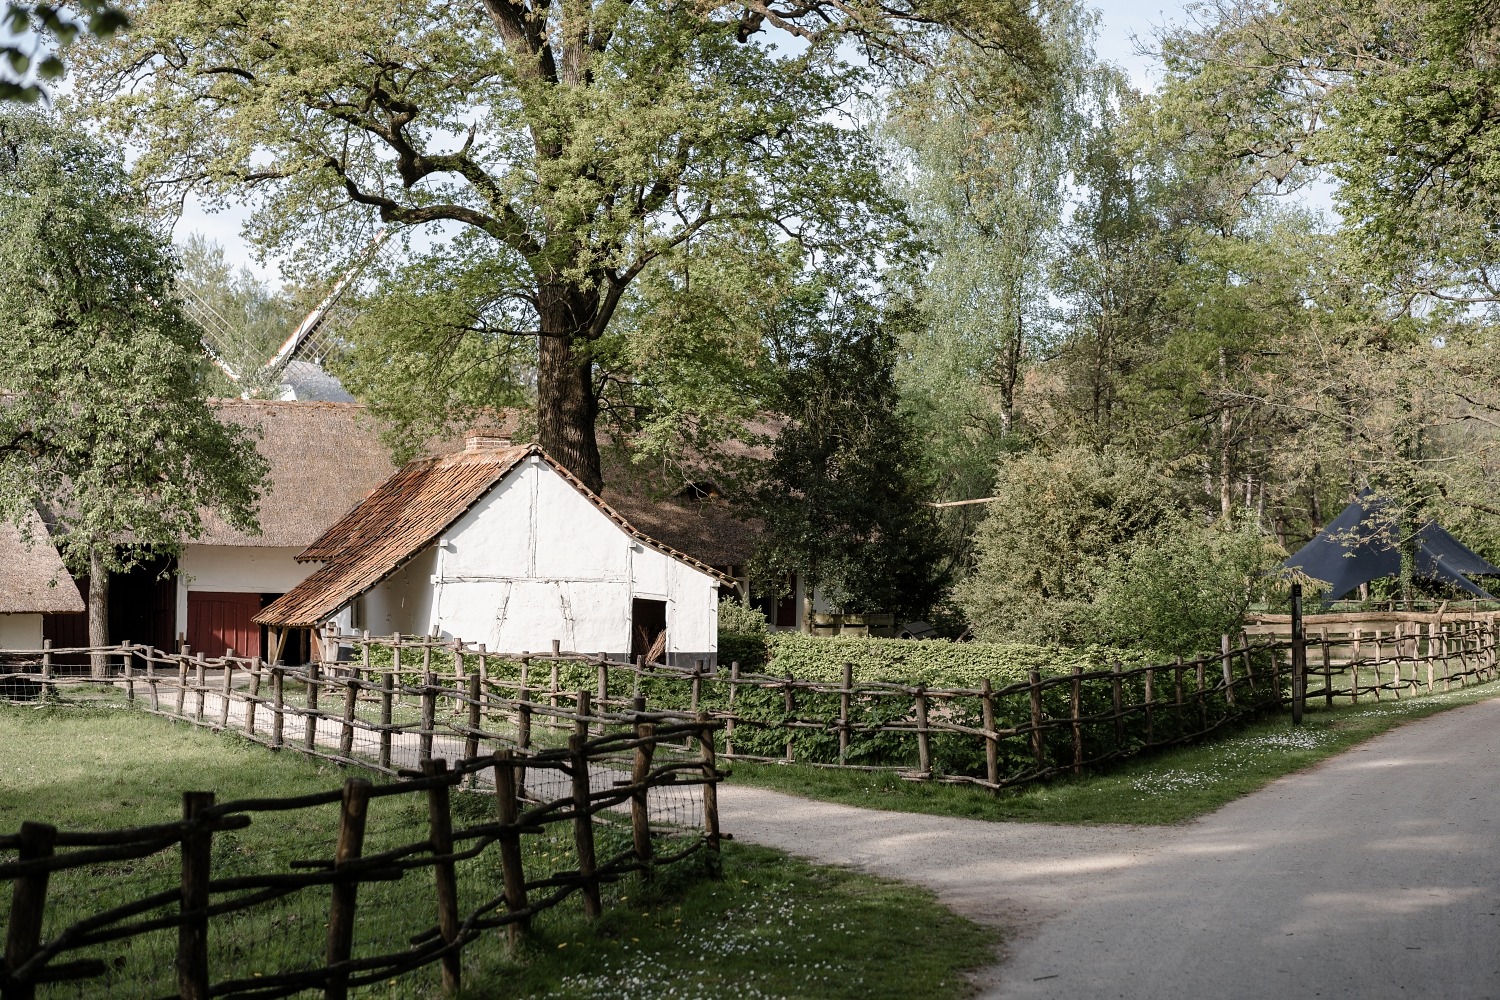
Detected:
left=256, top=443, right=732, bottom=629
left=0, top=511, right=84, bottom=615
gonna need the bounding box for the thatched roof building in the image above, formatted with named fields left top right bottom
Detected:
left=0, top=511, right=83, bottom=615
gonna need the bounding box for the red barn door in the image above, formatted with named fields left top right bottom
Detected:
left=186, top=592, right=263, bottom=659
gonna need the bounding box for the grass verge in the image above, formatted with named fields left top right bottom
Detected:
left=726, top=679, right=1500, bottom=826
left=0, top=704, right=994, bottom=1000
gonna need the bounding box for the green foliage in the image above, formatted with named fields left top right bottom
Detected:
left=0, top=109, right=265, bottom=574
left=0, top=2, right=126, bottom=103
left=176, top=234, right=300, bottom=396
left=716, top=597, right=768, bottom=634
left=1092, top=516, right=1285, bottom=657
left=749, top=291, right=942, bottom=619
left=954, top=447, right=1182, bottom=645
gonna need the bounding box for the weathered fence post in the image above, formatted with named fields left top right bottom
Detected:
left=837, top=662, right=852, bottom=766
left=574, top=689, right=591, bottom=742
left=419, top=677, right=436, bottom=764
left=178, top=791, right=214, bottom=1000
left=340, top=674, right=358, bottom=763
left=598, top=658, right=611, bottom=728
left=39, top=640, right=52, bottom=702
left=194, top=653, right=208, bottom=724
left=379, top=671, right=394, bottom=771
left=567, top=733, right=603, bottom=920
left=631, top=720, right=656, bottom=874
left=464, top=673, right=482, bottom=764
left=147, top=647, right=160, bottom=712
left=1290, top=583, right=1305, bottom=726
left=690, top=660, right=703, bottom=715
left=914, top=686, right=932, bottom=776
left=492, top=752, right=530, bottom=944
left=783, top=675, right=796, bottom=763
left=421, top=760, right=462, bottom=995
left=305, top=662, right=321, bottom=752
left=1219, top=636, right=1235, bottom=710
left=1194, top=657, right=1207, bottom=732
left=218, top=654, right=235, bottom=730
left=1348, top=630, right=1361, bottom=705
left=325, top=777, right=371, bottom=1000
left=978, top=677, right=1000, bottom=789
left=1426, top=622, right=1436, bottom=693
left=1070, top=666, right=1083, bottom=774
left=517, top=683, right=533, bottom=752
left=174, top=650, right=189, bottom=718
left=123, top=645, right=135, bottom=704
left=1143, top=665, right=1156, bottom=745
left=244, top=657, right=261, bottom=736
left=1111, top=662, right=1125, bottom=745
left=271, top=665, right=286, bottom=749
left=1320, top=629, right=1333, bottom=707
left=1028, top=668, right=1045, bottom=768
left=697, top=711, right=721, bottom=858
left=4, top=821, right=57, bottom=1000
left=725, top=662, right=740, bottom=758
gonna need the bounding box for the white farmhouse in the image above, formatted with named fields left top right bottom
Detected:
left=256, top=436, right=730, bottom=665
left=1, top=512, right=83, bottom=649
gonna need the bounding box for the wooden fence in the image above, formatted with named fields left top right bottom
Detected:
left=0, top=708, right=721, bottom=1000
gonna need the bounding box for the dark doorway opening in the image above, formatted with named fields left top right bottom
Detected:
left=631, top=598, right=668, bottom=662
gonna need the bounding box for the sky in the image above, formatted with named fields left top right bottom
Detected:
left=175, top=1, right=1194, bottom=285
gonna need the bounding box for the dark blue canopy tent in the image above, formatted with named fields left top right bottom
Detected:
left=1281, top=492, right=1500, bottom=605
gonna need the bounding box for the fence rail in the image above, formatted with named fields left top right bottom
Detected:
left=0, top=645, right=722, bottom=1000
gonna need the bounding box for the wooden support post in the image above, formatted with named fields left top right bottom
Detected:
left=1111, top=663, right=1125, bottom=744
left=575, top=689, right=591, bottom=742
left=1173, top=656, right=1185, bottom=727
left=39, top=640, right=52, bottom=702
left=1349, top=631, right=1361, bottom=705
left=783, top=675, right=795, bottom=763
left=914, top=686, right=932, bottom=775
left=379, top=672, right=394, bottom=771
left=218, top=656, right=234, bottom=730
left=549, top=660, right=560, bottom=712
left=597, top=659, right=610, bottom=728
left=1070, top=666, right=1083, bottom=774
left=567, top=734, right=603, bottom=921
left=305, top=662, right=321, bottom=752
left=325, top=778, right=371, bottom=1000
left=1371, top=632, right=1384, bottom=702
left=193, top=653, right=208, bottom=724
left=244, top=658, right=261, bottom=737
left=1194, top=657, right=1207, bottom=732
left=1220, top=635, right=1235, bottom=710
left=1290, top=584, right=1305, bottom=725
left=464, top=673, right=482, bottom=763
left=340, top=675, right=358, bottom=762
left=981, top=678, right=999, bottom=789
left=493, top=753, right=529, bottom=943
left=147, top=647, right=160, bottom=712
left=837, top=662, right=852, bottom=766
left=1144, top=665, right=1156, bottom=745
left=123, top=645, right=135, bottom=703
left=174, top=652, right=189, bottom=718
left=725, top=662, right=740, bottom=758
left=1426, top=623, right=1436, bottom=694
left=1240, top=632, right=1256, bottom=693
left=4, top=821, right=57, bottom=1000
left=1321, top=629, right=1333, bottom=707
left=517, top=686, right=533, bottom=751
left=419, top=679, right=436, bottom=764
left=178, top=791, right=214, bottom=1000
left=421, top=760, right=462, bottom=995
left=1028, top=668, right=1045, bottom=767
left=690, top=660, right=703, bottom=715
left=271, top=666, right=285, bottom=749
left=631, top=721, right=656, bottom=873
left=697, top=711, right=721, bottom=856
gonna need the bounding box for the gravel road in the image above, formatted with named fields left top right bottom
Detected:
left=717, top=696, right=1500, bottom=1000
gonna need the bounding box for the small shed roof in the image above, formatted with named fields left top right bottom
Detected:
left=257, top=442, right=732, bottom=628
left=1282, top=492, right=1500, bottom=604
left=0, top=511, right=84, bottom=615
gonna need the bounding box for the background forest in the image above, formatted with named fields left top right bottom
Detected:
left=6, top=0, right=1498, bottom=657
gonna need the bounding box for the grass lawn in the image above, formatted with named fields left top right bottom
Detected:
left=726, top=678, right=1500, bottom=826
left=0, top=704, right=994, bottom=999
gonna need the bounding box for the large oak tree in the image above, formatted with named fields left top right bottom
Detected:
left=75, top=0, right=1046, bottom=491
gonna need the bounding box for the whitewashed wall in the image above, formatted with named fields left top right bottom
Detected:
left=0, top=614, right=43, bottom=649
left=360, top=547, right=439, bottom=638
left=359, top=456, right=720, bottom=663
left=176, top=545, right=312, bottom=627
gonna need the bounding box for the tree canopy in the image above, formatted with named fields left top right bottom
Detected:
left=74, top=0, right=1050, bottom=491
left=0, top=109, right=265, bottom=653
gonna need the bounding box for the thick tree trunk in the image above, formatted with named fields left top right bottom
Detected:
left=536, top=283, right=604, bottom=493
left=88, top=548, right=109, bottom=680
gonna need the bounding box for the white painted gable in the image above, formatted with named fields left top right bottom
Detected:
left=372, top=455, right=719, bottom=663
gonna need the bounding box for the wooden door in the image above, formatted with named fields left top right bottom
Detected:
left=186, top=592, right=263, bottom=659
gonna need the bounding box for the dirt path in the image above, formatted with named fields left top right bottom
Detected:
left=717, top=697, right=1500, bottom=999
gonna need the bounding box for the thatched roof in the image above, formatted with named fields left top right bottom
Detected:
left=0, top=511, right=83, bottom=615
left=257, top=442, right=732, bottom=628
left=196, top=401, right=402, bottom=548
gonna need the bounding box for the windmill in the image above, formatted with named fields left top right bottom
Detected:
left=181, top=230, right=389, bottom=398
